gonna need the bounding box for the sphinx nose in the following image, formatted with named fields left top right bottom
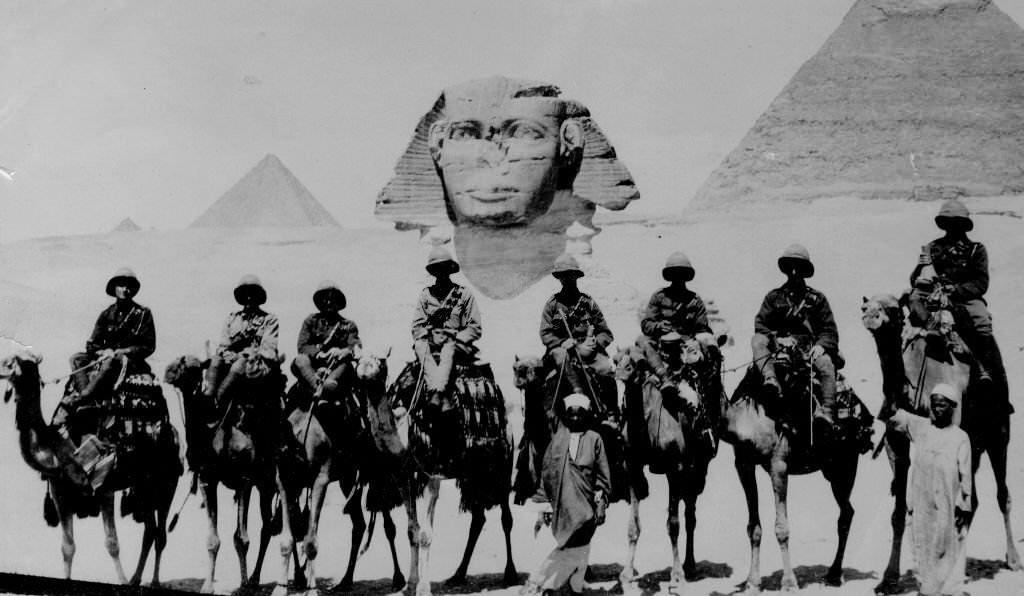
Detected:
left=480, top=137, right=509, bottom=169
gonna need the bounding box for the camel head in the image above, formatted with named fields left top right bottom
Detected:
left=355, top=349, right=390, bottom=385
left=614, top=344, right=644, bottom=384
left=0, top=351, right=43, bottom=403
left=163, top=355, right=205, bottom=392
left=512, top=354, right=544, bottom=390
left=861, top=294, right=902, bottom=332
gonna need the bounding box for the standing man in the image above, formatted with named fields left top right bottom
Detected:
left=411, top=246, right=481, bottom=396
left=540, top=254, right=614, bottom=404
left=525, top=393, right=611, bottom=596
left=292, top=280, right=361, bottom=400
left=204, top=274, right=280, bottom=406
left=910, top=199, right=1005, bottom=392
left=885, top=383, right=972, bottom=596
left=59, top=268, right=156, bottom=428
left=752, top=244, right=840, bottom=426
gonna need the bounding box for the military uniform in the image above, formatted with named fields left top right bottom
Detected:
left=540, top=257, right=614, bottom=399
left=291, top=281, right=361, bottom=399
left=752, top=245, right=839, bottom=424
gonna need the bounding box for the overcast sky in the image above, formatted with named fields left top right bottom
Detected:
left=0, top=1, right=1021, bottom=241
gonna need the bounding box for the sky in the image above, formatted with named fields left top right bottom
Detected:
left=0, top=0, right=1022, bottom=241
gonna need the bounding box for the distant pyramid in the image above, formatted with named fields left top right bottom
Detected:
left=692, top=0, right=1024, bottom=209
left=112, top=217, right=141, bottom=232
left=191, top=154, right=339, bottom=228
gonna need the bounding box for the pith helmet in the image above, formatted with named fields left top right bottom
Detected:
left=425, top=246, right=460, bottom=274
left=233, top=274, right=267, bottom=305
left=662, top=251, right=695, bottom=282
left=551, top=254, right=584, bottom=279
left=929, top=382, right=961, bottom=406
left=777, top=244, right=814, bottom=278
left=105, top=267, right=141, bottom=297
left=313, top=280, right=346, bottom=311
left=935, top=199, right=973, bottom=232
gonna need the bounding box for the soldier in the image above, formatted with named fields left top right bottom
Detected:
left=638, top=251, right=718, bottom=380
left=752, top=244, right=839, bottom=426
left=59, top=267, right=156, bottom=427
left=910, top=199, right=1003, bottom=388
left=540, top=254, right=614, bottom=402
left=411, top=247, right=481, bottom=394
left=204, top=275, right=280, bottom=406
left=291, top=281, right=361, bottom=400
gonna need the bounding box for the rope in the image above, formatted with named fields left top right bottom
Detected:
left=720, top=353, right=773, bottom=376
left=45, top=355, right=110, bottom=386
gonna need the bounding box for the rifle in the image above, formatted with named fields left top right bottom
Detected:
left=557, top=313, right=607, bottom=419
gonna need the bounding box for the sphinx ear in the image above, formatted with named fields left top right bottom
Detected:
left=559, top=119, right=585, bottom=160
left=427, top=119, right=448, bottom=163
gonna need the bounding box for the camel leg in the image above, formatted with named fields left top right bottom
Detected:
left=986, top=432, right=1023, bottom=570
left=413, top=477, right=441, bottom=596
left=55, top=485, right=75, bottom=580
left=272, top=471, right=296, bottom=596
left=382, top=510, right=406, bottom=590
left=337, top=492, right=367, bottom=592
left=249, top=485, right=275, bottom=585
left=101, top=494, right=129, bottom=584
left=825, top=458, right=856, bottom=586
left=445, top=506, right=485, bottom=586
left=200, top=481, right=220, bottom=594
left=877, top=436, right=909, bottom=594
left=683, top=491, right=699, bottom=581
left=770, top=458, right=797, bottom=593
left=302, top=468, right=331, bottom=594
left=667, top=473, right=684, bottom=585
left=129, top=507, right=155, bottom=586
left=500, top=499, right=518, bottom=585
left=405, top=485, right=421, bottom=595
left=620, top=485, right=641, bottom=585
left=234, top=485, right=253, bottom=586
left=736, top=457, right=761, bottom=595
left=152, top=482, right=174, bottom=587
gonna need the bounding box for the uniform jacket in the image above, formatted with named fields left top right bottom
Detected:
left=540, top=291, right=613, bottom=352
left=85, top=301, right=156, bottom=360
left=754, top=281, right=838, bottom=353
left=410, top=283, right=481, bottom=345
left=297, top=312, right=360, bottom=357
left=216, top=308, right=279, bottom=361
left=640, top=286, right=711, bottom=339
left=910, top=236, right=988, bottom=303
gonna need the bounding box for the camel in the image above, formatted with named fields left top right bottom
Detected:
left=721, top=340, right=871, bottom=595
left=861, top=294, right=1021, bottom=594
left=273, top=352, right=405, bottom=596
left=164, top=355, right=283, bottom=594
left=368, top=358, right=516, bottom=596
left=612, top=343, right=718, bottom=588
left=0, top=352, right=181, bottom=586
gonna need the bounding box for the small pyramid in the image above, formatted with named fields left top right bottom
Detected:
left=191, top=154, right=339, bottom=228
left=692, top=0, right=1024, bottom=209
left=112, top=217, right=141, bottom=232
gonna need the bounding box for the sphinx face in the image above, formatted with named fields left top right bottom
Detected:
left=430, top=97, right=581, bottom=226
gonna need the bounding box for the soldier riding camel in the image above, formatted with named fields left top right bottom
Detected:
left=56, top=267, right=156, bottom=432
left=909, top=199, right=1007, bottom=399
left=752, top=244, right=840, bottom=432
left=540, top=254, right=615, bottom=414
left=291, top=280, right=362, bottom=401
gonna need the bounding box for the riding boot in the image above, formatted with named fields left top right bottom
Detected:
left=216, top=367, right=243, bottom=410
left=69, top=352, right=93, bottom=395
left=204, top=357, right=226, bottom=400
left=77, top=358, right=120, bottom=402
left=292, top=355, right=323, bottom=393
left=813, top=354, right=837, bottom=426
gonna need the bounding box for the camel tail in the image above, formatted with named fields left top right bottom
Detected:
left=871, top=434, right=887, bottom=460
left=43, top=492, right=59, bottom=528
left=358, top=511, right=377, bottom=559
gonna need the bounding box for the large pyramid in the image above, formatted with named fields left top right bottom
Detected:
left=691, top=0, right=1024, bottom=209
left=191, top=154, right=339, bottom=228
left=111, top=217, right=141, bottom=232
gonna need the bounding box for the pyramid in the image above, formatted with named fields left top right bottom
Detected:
left=691, top=0, right=1024, bottom=209
left=112, top=217, right=141, bottom=232
left=191, top=154, right=339, bottom=228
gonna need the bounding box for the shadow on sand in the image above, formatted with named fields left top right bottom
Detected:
left=705, top=565, right=877, bottom=596
left=966, top=557, right=1012, bottom=582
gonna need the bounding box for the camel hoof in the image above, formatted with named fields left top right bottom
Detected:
left=683, top=563, right=698, bottom=582
left=873, top=575, right=902, bottom=595
left=129, top=576, right=142, bottom=587
left=334, top=577, right=354, bottom=593
left=392, top=573, right=407, bottom=592
left=503, top=566, right=519, bottom=586
left=618, top=568, right=639, bottom=586
left=669, top=567, right=684, bottom=585
left=444, top=572, right=467, bottom=587
left=304, top=588, right=320, bottom=596
left=415, top=583, right=433, bottom=596
left=781, top=578, right=798, bottom=593
left=740, top=584, right=761, bottom=596
left=200, top=580, right=215, bottom=594
left=1007, top=553, right=1024, bottom=572
left=824, top=567, right=843, bottom=587
left=270, top=587, right=288, bottom=596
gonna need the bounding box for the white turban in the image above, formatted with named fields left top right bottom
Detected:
left=563, top=393, right=591, bottom=410
left=929, top=383, right=961, bottom=406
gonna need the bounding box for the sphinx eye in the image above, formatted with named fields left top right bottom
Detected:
left=448, top=122, right=481, bottom=141
left=506, top=120, right=546, bottom=140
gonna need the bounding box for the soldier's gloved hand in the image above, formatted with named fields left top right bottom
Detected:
left=808, top=344, right=826, bottom=361
left=658, top=321, right=674, bottom=334
left=392, top=406, right=407, bottom=420
left=97, top=349, right=116, bottom=360
left=324, top=347, right=348, bottom=360
left=561, top=338, right=576, bottom=350
left=594, top=494, right=607, bottom=526
left=454, top=339, right=475, bottom=355
left=695, top=332, right=716, bottom=347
